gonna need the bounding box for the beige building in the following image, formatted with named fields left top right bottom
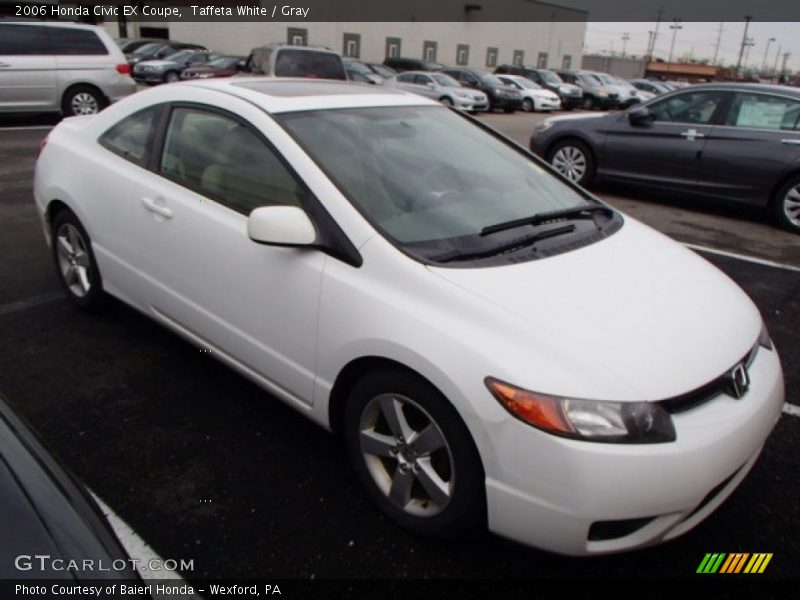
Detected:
left=156, top=20, right=586, bottom=71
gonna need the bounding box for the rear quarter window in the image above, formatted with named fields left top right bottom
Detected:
left=99, top=106, right=159, bottom=166
left=48, top=28, right=108, bottom=56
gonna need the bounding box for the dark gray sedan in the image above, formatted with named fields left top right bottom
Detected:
left=530, top=83, right=800, bottom=233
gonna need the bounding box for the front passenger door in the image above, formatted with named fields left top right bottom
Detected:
left=601, top=90, right=730, bottom=193
left=136, top=105, right=327, bottom=405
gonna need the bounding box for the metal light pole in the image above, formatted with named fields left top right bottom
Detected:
left=621, top=33, right=631, bottom=58
left=743, top=38, right=755, bottom=72
left=734, top=15, right=753, bottom=81
left=772, top=44, right=782, bottom=81
left=667, top=19, right=683, bottom=71
left=761, top=37, right=776, bottom=72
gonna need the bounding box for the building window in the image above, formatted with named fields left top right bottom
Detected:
left=287, top=28, right=307, bottom=46
left=343, top=33, right=360, bottom=58
left=537, top=52, right=548, bottom=68
left=512, top=50, right=524, bottom=66
left=486, top=47, right=498, bottom=68
left=385, top=37, right=402, bottom=59
left=423, top=40, right=437, bottom=62
left=562, top=55, right=572, bottom=69
left=456, top=44, right=469, bottom=66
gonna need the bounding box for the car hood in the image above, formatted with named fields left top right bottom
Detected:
left=558, top=83, right=582, bottom=94
left=426, top=219, right=760, bottom=401
left=530, top=89, right=559, bottom=99
left=544, top=111, right=608, bottom=125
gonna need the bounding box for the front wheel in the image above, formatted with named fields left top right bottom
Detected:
left=547, top=139, right=595, bottom=187
left=344, top=368, right=485, bottom=539
left=51, top=210, right=106, bottom=311
left=773, top=175, right=800, bottom=234
left=439, top=96, right=454, bottom=107
left=164, top=71, right=180, bottom=83
left=582, top=96, right=595, bottom=110
left=521, top=98, right=535, bottom=112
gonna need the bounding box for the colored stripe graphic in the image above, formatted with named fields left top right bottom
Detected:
left=698, top=553, right=773, bottom=574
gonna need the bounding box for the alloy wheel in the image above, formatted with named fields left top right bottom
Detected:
left=70, top=93, right=100, bottom=115
left=783, top=184, right=800, bottom=229
left=551, top=146, right=587, bottom=182
left=55, top=223, right=92, bottom=298
left=359, top=393, right=454, bottom=517
left=522, top=98, right=534, bottom=112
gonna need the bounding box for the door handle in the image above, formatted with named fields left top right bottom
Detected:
left=680, top=129, right=705, bottom=141
left=141, top=197, right=173, bottom=219
left=0, top=63, right=11, bottom=69
left=781, top=139, right=800, bottom=146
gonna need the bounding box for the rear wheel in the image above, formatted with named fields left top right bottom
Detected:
left=61, top=86, right=105, bottom=116
left=51, top=210, right=106, bottom=311
left=547, top=139, right=595, bottom=187
left=344, top=368, right=485, bottom=539
left=521, top=98, right=535, bottom=112
left=773, top=175, right=800, bottom=234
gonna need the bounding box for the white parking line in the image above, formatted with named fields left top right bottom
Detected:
left=783, top=403, right=800, bottom=418
left=0, top=125, right=54, bottom=132
left=684, top=243, right=800, bottom=273
left=91, top=492, right=202, bottom=599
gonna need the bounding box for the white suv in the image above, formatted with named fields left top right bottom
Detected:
left=0, top=20, right=135, bottom=116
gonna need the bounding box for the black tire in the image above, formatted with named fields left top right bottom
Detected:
left=503, top=107, right=516, bottom=114
left=61, top=86, right=105, bottom=117
left=546, top=138, right=596, bottom=187
left=773, top=175, right=800, bottom=234
left=563, top=104, right=574, bottom=111
left=521, top=98, right=535, bottom=112
left=51, top=209, right=106, bottom=311
left=582, top=96, right=595, bottom=111
left=344, top=367, right=485, bottom=539
left=164, top=70, right=180, bottom=83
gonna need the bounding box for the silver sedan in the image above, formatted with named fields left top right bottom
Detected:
left=384, top=71, right=489, bottom=112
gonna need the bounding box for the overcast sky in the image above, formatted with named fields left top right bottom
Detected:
left=585, top=22, right=799, bottom=72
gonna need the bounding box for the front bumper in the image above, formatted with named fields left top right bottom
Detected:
left=453, top=97, right=489, bottom=112
left=491, top=97, right=523, bottom=110
left=483, top=345, right=784, bottom=555
left=536, top=98, right=562, bottom=111
left=559, top=95, right=583, bottom=108
left=132, top=71, right=167, bottom=84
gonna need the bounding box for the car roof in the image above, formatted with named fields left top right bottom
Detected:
left=178, top=77, right=438, bottom=113
left=678, top=82, right=800, bottom=97
left=0, top=20, right=101, bottom=31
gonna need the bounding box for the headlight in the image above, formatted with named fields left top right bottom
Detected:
left=454, top=90, right=471, bottom=98
left=486, top=378, right=676, bottom=444
left=598, top=90, right=609, bottom=97
left=759, top=319, right=773, bottom=350
left=494, top=87, right=508, bottom=96
left=534, top=120, right=554, bottom=133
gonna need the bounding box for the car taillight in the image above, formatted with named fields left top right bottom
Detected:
left=38, top=135, right=49, bottom=158
left=116, top=63, right=131, bottom=75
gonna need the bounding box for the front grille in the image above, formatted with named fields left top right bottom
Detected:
left=659, top=344, right=759, bottom=414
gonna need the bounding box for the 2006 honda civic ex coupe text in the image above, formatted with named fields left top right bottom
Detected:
left=34, top=79, right=784, bottom=555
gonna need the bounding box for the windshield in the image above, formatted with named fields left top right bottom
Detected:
left=133, top=43, right=161, bottom=55
left=208, top=57, right=239, bottom=69
left=278, top=106, right=596, bottom=261
left=274, top=50, right=346, bottom=80
left=430, top=73, right=460, bottom=87
left=539, top=70, right=564, bottom=84
left=595, top=73, right=616, bottom=85
left=477, top=73, right=504, bottom=86
left=371, top=64, right=395, bottom=78
left=514, top=77, right=541, bottom=89
left=165, top=50, right=193, bottom=62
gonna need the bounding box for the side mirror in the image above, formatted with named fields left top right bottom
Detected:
left=248, top=206, right=316, bottom=246
left=628, top=107, right=654, bottom=126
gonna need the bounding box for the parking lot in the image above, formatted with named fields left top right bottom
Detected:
left=0, top=108, right=798, bottom=581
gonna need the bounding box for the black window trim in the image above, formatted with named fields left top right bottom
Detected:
left=644, top=89, right=733, bottom=126
left=97, top=104, right=165, bottom=168
left=721, top=90, right=800, bottom=133
left=149, top=101, right=361, bottom=267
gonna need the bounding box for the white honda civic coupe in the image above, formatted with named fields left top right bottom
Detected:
left=34, top=79, right=784, bottom=555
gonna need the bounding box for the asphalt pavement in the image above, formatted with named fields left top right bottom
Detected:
left=0, top=112, right=798, bottom=582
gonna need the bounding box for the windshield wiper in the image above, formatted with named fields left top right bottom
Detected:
left=480, top=204, right=613, bottom=237
left=430, top=224, right=576, bottom=264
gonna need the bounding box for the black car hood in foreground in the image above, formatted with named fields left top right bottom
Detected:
left=0, top=393, right=139, bottom=580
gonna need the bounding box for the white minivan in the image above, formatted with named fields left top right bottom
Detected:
left=0, top=20, right=135, bottom=116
